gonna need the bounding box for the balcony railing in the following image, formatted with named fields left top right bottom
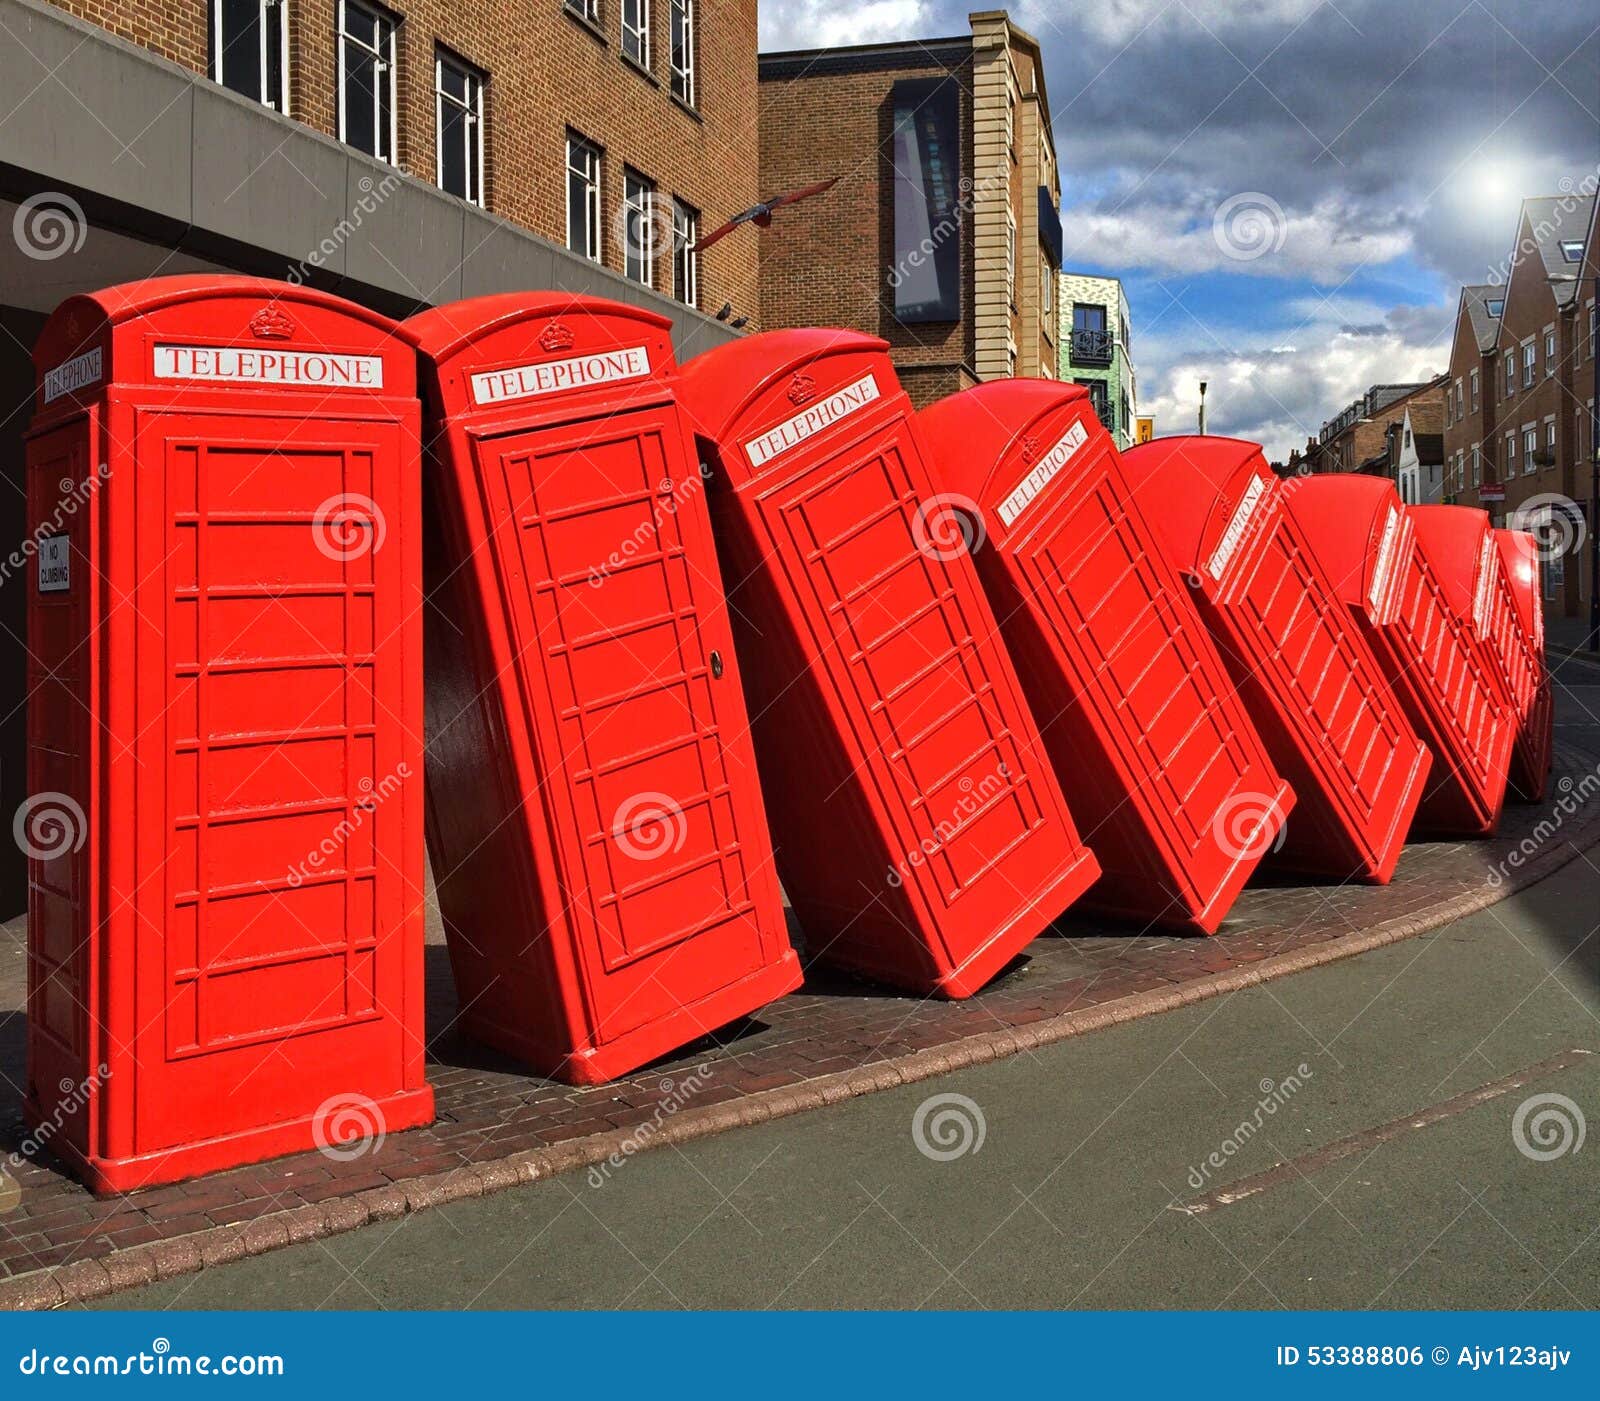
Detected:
left=1070, top=328, right=1114, bottom=366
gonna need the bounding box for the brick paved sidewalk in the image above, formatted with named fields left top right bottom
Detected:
left=3, top=738, right=1599, bottom=1309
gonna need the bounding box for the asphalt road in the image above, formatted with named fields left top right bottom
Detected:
left=97, top=831, right=1600, bottom=1309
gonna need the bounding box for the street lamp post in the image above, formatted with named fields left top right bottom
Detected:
left=1198, top=380, right=1208, bottom=436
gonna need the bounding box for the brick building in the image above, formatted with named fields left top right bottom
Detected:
left=1445, top=194, right=1596, bottom=618
left=1439, top=283, right=1503, bottom=508
left=1057, top=271, right=1137, bottom=447
left=756, top=11, right=1062, bottom=407
left=0, top=0, right=761, bottom=913
left=1309, top=378, right=1444, bottom=475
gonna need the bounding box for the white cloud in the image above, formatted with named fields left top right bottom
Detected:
left=1013, top=0, right=1323, bottom=46
left=760, top=0, right=931, bottom=51
left=1135, top=323, right=1446, bottom=464
left=1062, top=194, right=1414, bottom=284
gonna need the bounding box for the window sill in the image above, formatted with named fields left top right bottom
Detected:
left=622, top=52, right=659, bottom=86
left=564, top=6, right=607, bottom=46
left=670, top=90, right=702, bottom=123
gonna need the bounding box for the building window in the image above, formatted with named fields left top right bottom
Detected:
left=212, top=0, right=289, bottom=113
left=1546, top=419, right=1557, bottom=465
left=1524, top=427, right=1538, bottom=474
left=1505, top=352, right=1515, bottom=398
left=1546, top=329, right=1556, bottom=371
left=1561, top=239, right=1584, bottom=262
left=1042, top=265, right=1052, bottom=318
left=1005, top=211, right=1017, bottom=307
left=569, top=0, right=600, bottom=23
left=1076, top=378, right=1110, bottom=427
left=670, top=0, right=695, bottom=106
left=1590, top=306, right=1596, bottom=359
left=1505, top=433, right=1515, bottom=473
left=566, top=132, right=602, bottom=262
left=338, top=0, right=398, bottom=164
left=672, top=198, right=699, bottom=307
left=622, top=170, right=656, bottom=285
left=1471, top=445, right=1481, bottom=487
left=1522, top=341, right=1536, bottom=387
left=436, top=51, right=485, bottom=206
left=621, top=0, right=650, bottom=66
left=1470, top=368, right=1479, bottom=410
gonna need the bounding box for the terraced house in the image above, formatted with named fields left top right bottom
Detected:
left=1442, top=194, right=1596, bottom=620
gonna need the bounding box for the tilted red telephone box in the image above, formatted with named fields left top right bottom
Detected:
left=677, top=332, right=1100, bottom=994
left=1493, top=528, right=1553, bottom=801
left=403, top=295, right=799, bottom=1083
left=24, top=276, right=432, bottom=1192
left=1280, top=477, right=1513, bottom=836
left=1121, top=437, right=1430, bottom=884
left=1409, top=506, right=1541, bottom=803
left=917, top=384, right=1291, bottom=932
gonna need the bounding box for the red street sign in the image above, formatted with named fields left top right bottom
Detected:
left=1480, top=484, right=1506, bottom=502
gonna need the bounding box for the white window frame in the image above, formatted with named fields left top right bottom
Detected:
left=1522, top=339, right=1536, bottom=387
left=1470, top=368, right=1479, bottom=410
left=672, top=198, right=699, bottom=307
left=1545, top=416, right=1557, bottom=467
left=337, top=0, right=398, bottom=165
left=212, top=0, right=290, bottom=114
left=621, top=0, right=651, bottom=67
left=566, top=133, right=602, bottom=263
left=1523, top=425, right=1538, bottom=475
left=1545, top=325, right=1556, bottom=373
left=1005, top=209, right=1017, bottom=307
left=622, top=169, right=656, bottom=286
left=670, top=0, right=695, bottom=106
left=435, top=50, right=485, bottom=206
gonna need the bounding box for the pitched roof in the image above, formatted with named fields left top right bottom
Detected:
left=1461, top=284, right=1502, bottom=353
left=1519, top=195, right=1594, bottom=308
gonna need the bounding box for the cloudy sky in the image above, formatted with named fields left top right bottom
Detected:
left=760, top=0, right=1600, bottom=461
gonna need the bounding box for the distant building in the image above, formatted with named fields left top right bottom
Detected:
left=1057, top=272, right=1138, bottom=447
left=1392, top=405, right=1445, bottom=504
left=757, top=11, right=1063, bottom=406
left=1312, top=380, right=1442, bottom=474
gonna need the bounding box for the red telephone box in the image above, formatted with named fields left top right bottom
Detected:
left=403, top=295, right=799, bottom=1083
left=677, top=332, right=1099, bottom=994
left=24, top=276, right=432, bottom=1193
left=1121, top=437, right=1430, bottom=884
left=1279, top=476, right=1513, bottom=836
left=1493, top=529, right=1553, bottom=801
left=1409, top=506, right=1541, bottom=802
left=917, top=384, right=1291, bottom=933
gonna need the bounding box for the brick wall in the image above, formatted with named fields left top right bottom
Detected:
left=757, top=44, right=976, bottom=397
left=42, top=0, right=760, bottom=320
